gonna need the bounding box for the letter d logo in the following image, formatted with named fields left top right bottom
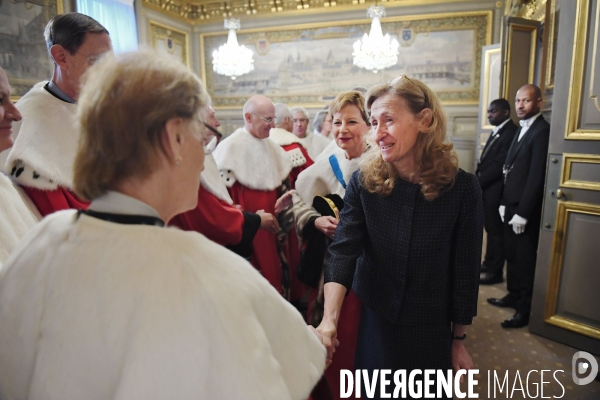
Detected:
left=572, top=351, right=598, bottom=385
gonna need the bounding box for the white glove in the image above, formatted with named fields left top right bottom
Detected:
left=498, top=205, right=505, bottom=223
left=508, top=214, right=528, bottom=235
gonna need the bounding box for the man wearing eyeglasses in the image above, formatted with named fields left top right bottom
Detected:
left=291, top=106, right=330, bottom=161
left=170, top=105, right=278, bottom=260
left=213, top=95, right=295, bottom=296
left=4, top=13, right=112, bottom=217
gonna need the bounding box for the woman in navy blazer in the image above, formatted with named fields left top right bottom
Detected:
left=316, top=75, right=483, bottom=399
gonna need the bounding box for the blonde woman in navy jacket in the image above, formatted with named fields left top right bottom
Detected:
left=316, top=76, right=483, bottom=399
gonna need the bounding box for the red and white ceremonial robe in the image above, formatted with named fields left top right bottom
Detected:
left=4, top=81, right=89, bottom=216
left=170, top=153, right=260, bottom=256
left=213, top=128, right=292, bottom=294
left=269, top=127, right=315, bottom=302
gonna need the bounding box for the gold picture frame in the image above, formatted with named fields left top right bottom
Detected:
left=545, top=200, right=600, bottom=340
left=200, top=11, right=492, bottom=109
left=564, top=0, right=600, bottom=140
left=479, top=45, right=501, bottom=131
left=541, top=0, right=559, bottom=91
left=3, top=0, right=64, bottom=100
left=148, top=20, right=190, bottom=68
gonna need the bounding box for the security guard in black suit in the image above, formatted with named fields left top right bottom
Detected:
left=477, top=99, right=518, bottom=285
left=488, top=84, right=550, bottom=328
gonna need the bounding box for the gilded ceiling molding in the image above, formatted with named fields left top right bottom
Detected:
left=142, top=0, right=486, bottom=25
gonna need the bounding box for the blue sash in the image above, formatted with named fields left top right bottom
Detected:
left=328, top=154, right=347, bottom=189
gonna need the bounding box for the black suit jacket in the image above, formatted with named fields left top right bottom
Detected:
left=501, top=115, right=551, bottom=220
left=324, top=170, right=483, bottom=326
left=476, top=120, right=518, bottom=204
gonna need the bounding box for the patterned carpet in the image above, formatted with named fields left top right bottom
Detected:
left=461, top=280, right=600, bottom=399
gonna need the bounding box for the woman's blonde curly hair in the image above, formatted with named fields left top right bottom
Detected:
left=360, top=75, right=458, bottom=201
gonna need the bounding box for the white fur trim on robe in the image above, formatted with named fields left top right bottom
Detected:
left=269, top=127, right=302, bottom=147
left=269, top=128, right=308, bottom=167
left=0, top=210, right=326, bottom=400
left=212, top=128, right=292, bottom=190
left=298, top=132, right=330, bottom=161
left=314, top=139, right=341, bottom=162
left=5, top=81, right=78, bottom=190
left=201, top=153, right=233, bottom=204
left=295, top=147, right=361, bottom=206
left=0, top=174, right=40, bottom=271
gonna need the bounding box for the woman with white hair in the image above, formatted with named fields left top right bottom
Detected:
left=313, top=109, right=333, bottom=140
left=0, top=51, right=325, bottom=400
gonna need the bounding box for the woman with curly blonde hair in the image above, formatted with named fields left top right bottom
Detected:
left=316, top=76, right=483, bottom=399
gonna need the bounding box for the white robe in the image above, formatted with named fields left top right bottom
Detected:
left=4, top=81, right=78, bottom=190
left=212, top=128, right=292, bottom=190
left=295, top=147, right=361, bottom=206
left=297, top=132, right=330, bottom=161
left=0, top=174, right=40, bottom=271
left=201, top=153, right=234, bottom=204
left=314, top=139, right=341, bottom=163
left=0, top=210, right=325, bottom=400
left=269, top=127, right=309, bottom=167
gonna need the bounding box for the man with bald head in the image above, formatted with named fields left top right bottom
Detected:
left=170, top=105, right=279, bottom=260
left=213, top=95, right=294, bottom=294
left=487, top=84, right=550, bottom=328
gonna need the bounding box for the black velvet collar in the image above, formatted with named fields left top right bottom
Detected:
left=77, top=209, right=165, bottom=227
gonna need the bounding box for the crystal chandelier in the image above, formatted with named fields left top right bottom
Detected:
left=352, top=5, right=399, bottom=73
left=212, top=18, right=254, bottom=80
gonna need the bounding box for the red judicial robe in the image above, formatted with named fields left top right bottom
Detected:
left=170, top=154, right=261, bottom=257
left=5, top=81, right=90, bottom=216
left=22, top=186, right=89, bottom=217
left=213, top=128, right=292, bottom=293
left=269, top=127, right=315, bottom=302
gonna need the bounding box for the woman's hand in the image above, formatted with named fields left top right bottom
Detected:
left=256, top=209, right=279, bottom=234
left=315, top=318, right=339, bottom=368
left=452, top=340, right=474, bottom=383
left=315, top=216, right=338, bottom=239
left=274, top=190, right=295, bottom=215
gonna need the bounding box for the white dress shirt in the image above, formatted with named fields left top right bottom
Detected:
left=518, top=113, right=541, bottom=141
left=492, top=118, right=510, bottom=137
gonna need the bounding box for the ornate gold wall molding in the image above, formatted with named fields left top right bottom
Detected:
left=545, top=201, right=600, bottom=340
left=142, top=0, right=487, bottom=25
left=565, top=0, right=600, bottom=140
left=508, top=0, right=546, bottom=21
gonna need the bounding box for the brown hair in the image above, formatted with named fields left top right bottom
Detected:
left=74, top=50, right=209, bottom=200
left=329, top=90, right=370, bottom=126
left=360, top=75, right=458, bottom=200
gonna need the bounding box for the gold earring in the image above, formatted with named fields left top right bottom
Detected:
left=175, top=155, right=182, bottom=165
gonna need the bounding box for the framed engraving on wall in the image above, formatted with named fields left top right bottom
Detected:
left=479, top=45, right=501, bottom=131
left=148, top=20, right=189, bottom=67
left=541, top=0, right=561, bottom=91
left=200, top=11, right=492, bottom=109
left=1, top=0, right=64, bottom=99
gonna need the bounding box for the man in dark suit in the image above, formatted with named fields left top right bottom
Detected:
left=487, top=84, right=550, bottom=328
left=477, top=99, right=518, bottom=285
